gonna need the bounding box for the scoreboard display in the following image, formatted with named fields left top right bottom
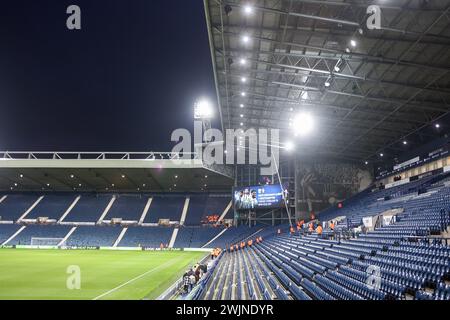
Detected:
left=233, top=184, right=286, bottom=211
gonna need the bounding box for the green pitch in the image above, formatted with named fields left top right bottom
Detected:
left=0, top=248, right=206, bottom=300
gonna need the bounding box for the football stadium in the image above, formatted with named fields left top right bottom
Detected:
left=1, top=0, right=450, bottom=305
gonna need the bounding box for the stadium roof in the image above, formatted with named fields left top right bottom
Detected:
left=204, top=0, right=450, bottom=162
left=0, top=152, right=233, bottom=192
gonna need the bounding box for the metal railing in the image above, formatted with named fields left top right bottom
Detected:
left=0, top=151, right=199, bottom=160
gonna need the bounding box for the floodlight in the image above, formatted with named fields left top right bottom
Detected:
left=285, top=141, right=295, bottom=151
left=241, top=92, right=246, bottom=97
left=242, top=35, right=250, bottom=43
left=240, top=104, right=244, bottom=108
left=292, top=112, right=314, bottom=136
left=194, top=99, right=214, bottom=119
left=243, top=5, right=253, bottom=15
left=350, top=39, right=357, bottom=47
left=239, top=58, right=247, bottom=65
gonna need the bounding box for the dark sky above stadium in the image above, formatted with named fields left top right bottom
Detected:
left=0, top=0, right=216, bottom=151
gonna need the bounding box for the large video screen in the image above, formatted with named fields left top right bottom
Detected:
left=233, top=184, right=285, bottom=211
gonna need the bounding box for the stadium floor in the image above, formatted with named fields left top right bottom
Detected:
left=0, top=249, right=206, bottom=300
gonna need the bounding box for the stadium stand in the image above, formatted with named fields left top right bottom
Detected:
left=183, top=194, right=230, bottom=226
left=193, top=173, right=450, bottom=300
left=144, top=195, right=185, bottom=223
left=65, top=226, right=123, bottom=247
left=104, top=194, right=148, bottom=221
left=60, top=194, right=113, bottom=222
left=0, top=224, right=22, bottom=244
left=174, top=226, right=223, bottom=248
left=118, top=226, right=173, bottom=248
left=0, top=194, right=40, bottom=222
left=7, top=225, right=72, bottom=246
left=24, top=195, right=77, bottom=220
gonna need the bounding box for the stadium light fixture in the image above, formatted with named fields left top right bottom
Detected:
left=46, top=183, right=50, bottom=186
left=205, top=175, right=208, bottom=178
left=239, top=58, right=247, bottom=66
left=292, top=112, right=314, bottom=137
left=365, top=161, right=369, bottom=165
left=194, top=98, right=214, bottom=119
left=350, top=39, right=357, bottom=47
left=14, top=183, right=18, bottom=186
left=19, top=174, right=23, bottom=178
left=243, top=5, right=253, bottom=15
left=70, top=174, right=74, bottom=178
left=403, top=140, right=408, bottom=145
left=143, top=183, right=146, bottom=187
left=289, top=107, right=293, bottom=111
left=240, top=122, right=243, bottom=126
left=242, top=35, right=250, bottom=43
left=241, top=91, right=246, bottom=97
left=241, top=77, right=247, bottom=83
left=240, top=104, right=244, bottom=108
left=121, top=174, right=125, bottom=178
left=435, top=123, right=440, bottom=128
left=240, top=114, right=244, bottom=118
left=380, top=153, right=384, bottom=157
left=175, top=175, right=178, bottom=179
left=324, top=81, right=331, bottom=87
left=78, top=183, right=82, bottom=187
left=285, top=141, right=295, bottom=152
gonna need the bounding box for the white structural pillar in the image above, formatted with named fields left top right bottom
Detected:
left=168, top=227, right=179, bottom=248
left=179, top=197, right=190, bottom=225
left=97, top=196, right=116, bottom=224
left=0, top=195, right=7, bottom=205
left=58, top=226, right=77, bottom=246
left=17, top=196, right=44, bottom=222
left=2, top=226, right=26, bottom=245
left=113, top=227, right=128, bottom=247
left=138, top=197, right=153, bottom=224
left=201, top=227, right=228, bottom=248
left=216, top=200, right=232, bottom=224
left=58, top=196, right=81, bottom=223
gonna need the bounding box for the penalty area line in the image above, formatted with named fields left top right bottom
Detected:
left=92, top=258, right=180, bottom=300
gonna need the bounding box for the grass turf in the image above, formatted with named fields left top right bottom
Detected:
left=0, top=248, right=206, bottom=300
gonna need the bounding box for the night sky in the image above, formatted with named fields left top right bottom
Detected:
left=0, top=0, right=216, bottom=151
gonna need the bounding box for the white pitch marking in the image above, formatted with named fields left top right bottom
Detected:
left=92, top=257, right=182, bottom=300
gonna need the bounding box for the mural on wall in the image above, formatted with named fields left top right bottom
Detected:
left=296, top=162, right=373, bottom=215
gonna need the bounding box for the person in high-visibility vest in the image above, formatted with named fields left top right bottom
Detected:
left=316, top=225, right=323, bottom=235
left=329, top=221, right=335, bottom=230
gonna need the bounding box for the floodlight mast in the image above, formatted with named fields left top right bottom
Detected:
left=194, top=99, right=213, bottom=143
left=272, top=153, right=294, bottom=227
